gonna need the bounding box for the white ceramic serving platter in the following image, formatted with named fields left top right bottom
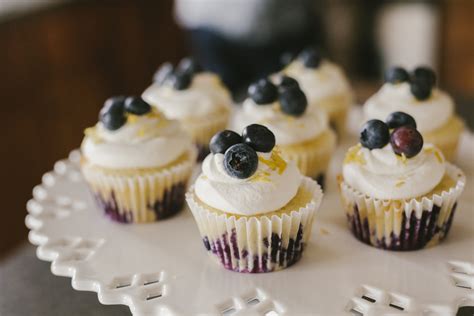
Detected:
left=26, top=109, right=474, bottom=316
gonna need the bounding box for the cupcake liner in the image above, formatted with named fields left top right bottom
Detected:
left=280, top=130, right=336, bottom=186
left=424, top=115, right=464, bottom=161
left=81, top=149, right=197, bottom=223
left=182, top=108, right=230, bottom=161
left=186, top=177, right=323, bottom=273
left=338, top=163, right=466, bottom=250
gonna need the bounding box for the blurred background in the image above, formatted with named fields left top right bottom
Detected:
left=0, top=1, right=472, bottom=312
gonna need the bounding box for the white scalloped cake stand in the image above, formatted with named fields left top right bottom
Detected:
left=26, top=109, right=474, bottom=316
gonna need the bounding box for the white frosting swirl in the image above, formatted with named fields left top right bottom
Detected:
left=284, top=60, right=351, bottom=104
left=81, top=111, right=191, bottom=169
left=364, top=82, right=454, bottom=132
left=343, top=143, right=446, bottom=200
left=233, top=98, right=329, bottom=145
left=142, top=72, right=231, bottom=119
left=195, top=150, right=302, bottom=215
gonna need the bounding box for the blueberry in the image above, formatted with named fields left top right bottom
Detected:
left=124, top=96, right=151, bottom=115
left=100, top=96, right=125, bottom=118
left=168, top=71, right=192, bottom=90
left=299, top=47, right=322, bottom=68
left=278, top=76, right=299, bottom=92
left=360, top=119, right=390, bottom=149
left=153, top=62, right=173, bottom=85
left=177, top=57, right=202, bottom=75
left=384, top=67, right=410, bottom=84
left=209, top=130, right=242, bottom=154
left=280, top=51, right=296, bottom=66
left=410, top=79, right=432, bottom=100
left=224, top=143, right=259, bottom=179
left=413, top=66, right=436, bottom=86
left=242, top=124, right=276, bottom=153
left=100, top=112, right=126, bottom=131
left=390, top=126, right=424, bottom=158
left=279, top=87, right=307, bottom=117
left=248, top=78, right=278, bottom=104
left=385, top=111, right=417, bottom=129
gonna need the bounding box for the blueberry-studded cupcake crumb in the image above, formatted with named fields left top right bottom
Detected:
left=360, top=112, right=424, bottom=158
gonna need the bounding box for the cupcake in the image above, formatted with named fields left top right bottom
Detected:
left=81, top=96, right=196, bottom=223
left=363, top=66, right=464, bottom=161
left=232, top=76, right=336, bottom=186
left=186, top=125, right=323, bottom=272
left=281, top=47, right=353, bottom=135
left=142, top=57, right=232, bottom=161
left=338, top=112, right=466, bottom=250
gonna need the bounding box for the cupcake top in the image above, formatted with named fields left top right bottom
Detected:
left=195, top=125, right=302, bottom=215
left=343, top=112, right=446, bottom=200
left=81, top=96, right=191, bottom=169
left=142, top=57, right=231, bottom=120
left=234, top=76, right=329, bottom=145
left=364, top=66, right=454, bottom=133
left=282, top=47, right=351, bottom=103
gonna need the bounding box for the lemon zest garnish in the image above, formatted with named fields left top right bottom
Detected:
left=395, top=180, right=405, bottom=188
left=127, top=114, right=139, bottom=124
left=84, top=127, right=102, bottom=143
left=425, top=147, right=445, bottom=163
left=343, top=144, right=365, bottom=165
left=258, top=148, right=287, bottom=175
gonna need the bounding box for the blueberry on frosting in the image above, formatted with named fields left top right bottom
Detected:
left=413, top=66, right=436, bottom=87
left=124, top=96, right=151, bottom=115
left=153, top=62, right=174, bottom=85
left=360, top=119, right=390, bottom=150
left=410, top=78, right=432, bottom=101
left=177, top=57, right=202, bottom=75
left=390, top=126, right=424, bottom=158
left=99, top=96, right=126, bottom=131
left=224, top=143, right=259, bottom=179
left=242, top=124, right=276, bottom=153
left=385, top=111, right=417, bottom=129
left=279, top=87, right=308, bottom=117
left=209, top=130, right=242, bottom=154
left=168, top=71, right=192, bottom=90
left=384, top=66, right=409, bottom=84
left=278, top=75, right=300, bottom=92
left=299, top=47, right=322, bottom=68
left=248, top=78, right=278, bottom=105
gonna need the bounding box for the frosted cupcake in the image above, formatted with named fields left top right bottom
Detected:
left=364, top=66, right=464, bottom=161
left=186, top=125, right=323, bottom=272
left=338, top=112, right=465, bottom=250
left=282, top=47, right=353, bottom=135
left=142, top=57, right=232, bottom=160
left=233, top=77, right=336, bottom=186
left=81, top=96, right=196, bottom=223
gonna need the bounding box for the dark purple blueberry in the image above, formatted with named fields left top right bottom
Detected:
left=153, top=62, right=173, bottom=85
left=279, top=87, right=307, bottom=117
left=224, top=143, right=258, bottom=179
left=299, top=47, right=322, bottom=68
left=168, top=71, right=192, bottom=90
left=100, top=96, right=125, bottom=118
left=209, top=130, right=242, bottom=154
left=410, top=79, right=432, bottom=100
left=177, top=57, right=202, bottom=75
left=248, top=78, right=278, bottom=104
left=242, top=124, right=276, bottom=153
left=100, top=112, right=126, bottom=131
left=413, top=66, right=436, bottom=86
left=278, top=76, right=299, bottom=92
left=360, top=119, right=390, bottom=149
left=124, top=96, right=151, bottom=115
left=390, top=126, right=424, bottom=158
left=280, top=51, right=296, bottom=66
left=385, top=111, right=417, bottom=129
left=384, top=67, right=410, bottom=84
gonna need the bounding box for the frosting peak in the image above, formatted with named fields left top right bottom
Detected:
left=142, top=72, right=231, bottom=119
left=343, top=143, right=446, bottom=200
left=195, top=149, right=302, bottom=215
left=364, top=82, right=454, bottom=132
left=81, top=110, right=191, bottom=169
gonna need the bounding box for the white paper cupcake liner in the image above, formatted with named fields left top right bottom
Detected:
left=186, top=177, right=323, bottom=272
left=338, top=163, right=466, bottom=250
left=81, top=149, right=197, bottom=223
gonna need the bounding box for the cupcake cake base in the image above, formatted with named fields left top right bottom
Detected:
left=187, top=177, right=323, bottom=273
